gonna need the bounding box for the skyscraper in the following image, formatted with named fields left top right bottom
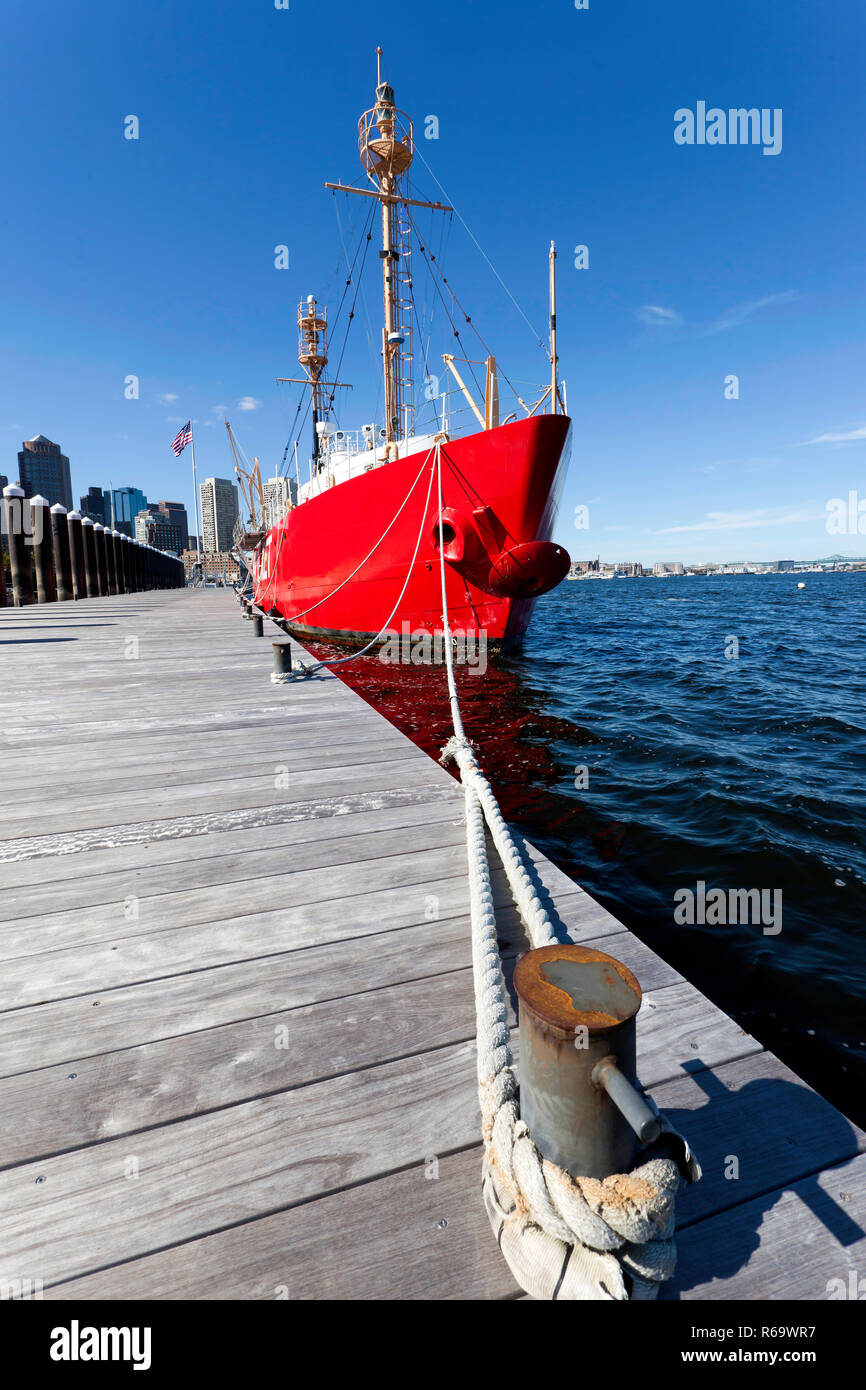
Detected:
left=80, top=487, right=107, bottom=524
left=200, top=478, right=238, bottom=553
left=104, top=487, right=148, bottom=537
left=156, top=500, right=189, bottom=552
left=17, top=436, right=73, bottom=509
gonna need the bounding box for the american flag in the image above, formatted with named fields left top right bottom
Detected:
left=171, top=421, right=192, bottom=457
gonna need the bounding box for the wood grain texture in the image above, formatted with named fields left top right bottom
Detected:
left=0, top=589, right=858, bottom=1303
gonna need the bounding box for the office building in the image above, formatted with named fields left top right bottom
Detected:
left=135, top=508, right=181, bottom=552
left=200, top=477, right=239, bottom=553
left=17, top=436, right=73, bottom=509
left=104, top=487, right=148, bottom=537
left=156, top=500, right=189, bottom=552
left=80, top=487, right=107, bottom=524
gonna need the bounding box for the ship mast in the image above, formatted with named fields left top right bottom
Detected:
left=325, top=49, right=452, bottom=457
left=277, top=295, right=352, bottom=471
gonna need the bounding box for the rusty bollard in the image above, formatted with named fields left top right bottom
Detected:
left=514, top=943, right=660, bottom=1181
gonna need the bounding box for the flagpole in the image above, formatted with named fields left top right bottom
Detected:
left=190, top=424, right=201, bottom=565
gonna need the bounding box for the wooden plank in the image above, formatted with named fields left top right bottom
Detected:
left=0, top=931, right=681, bottom=1166
left=664, top=1153, right=866, bottom=1300
left=1, top=589, right=858, bottom=1306
left=0, top=807, right=466, bottom=915
left=0, top=919, right=667, bottom=1081
left=0, top=785, right=461, bottom=871
left=0, top=877, right=618, bottom=1011
left=41, top=1076, right=866, bottom=1303
left=648, top=1051, right=866, bottom=1226
left=0, top=1042, right=481, bottom=1287
left=0, top=759, right=452, bottom=842
left=40, top=1146, right=517, bottom=1301
left=0, top=818, right=469, bottom=922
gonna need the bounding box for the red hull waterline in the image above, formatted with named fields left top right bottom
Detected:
left=252, top=414, right=572, bottom=650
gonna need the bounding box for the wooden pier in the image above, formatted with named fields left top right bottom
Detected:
left=0, top=588, right=863, bottom=1300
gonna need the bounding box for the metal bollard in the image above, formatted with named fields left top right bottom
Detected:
left=513, top=943, right=660, bottom=1181
left=3, top=485, right=34, bottom=607
left=30, top=495, right=56, bottom=604
left=252, top=614, right=264, bottom=637
left=272, top=641, right=292, bottom=675
left=50, top=504, right=74, bottom=602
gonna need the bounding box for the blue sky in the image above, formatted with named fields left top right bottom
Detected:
left=1, top=0, right=864, bottom=562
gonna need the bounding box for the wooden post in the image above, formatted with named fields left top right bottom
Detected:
left=30, top=495, right=56, bottom=603
left=50, top=504, right=74, bottom=602
left=3, top=485, right=34, bottom=607
left=81, top=518, right=99, bottom=597
left=94, top=523, right=112, bottom=596
left=67, top=510, right=86, bottom=599
left=123, top=535, right=135, bottom=593
left=111, top=530, right=125, bottom=594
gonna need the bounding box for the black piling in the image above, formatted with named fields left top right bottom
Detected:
left=3, top=485, right=34, bottom=607
left=67, top=511, right=86, bottom=599
left=50, top=504, right=74, bottom=602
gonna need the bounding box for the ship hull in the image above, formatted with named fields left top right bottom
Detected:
left=252, top=414, right=571, bottom=648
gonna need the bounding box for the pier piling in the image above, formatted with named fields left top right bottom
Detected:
left=66, top=510, right=86, bottom=599
left=95, top=524, right=112, bottom=596
left=3, top=484, right=34, bottom=607
left=81, top=517, right=99, bottom=598
left=30, top=495, right=56, bottom=604
left=50, top=504, right=74, bottom=602
left=111, top=530, right=125, bottom=594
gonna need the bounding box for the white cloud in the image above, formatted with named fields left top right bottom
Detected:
left=804, top=425, right=866, bottom=445
left=653, top=505, right=825, bottom=535
left=211, top=404, right=229, bottom=417
left=636, top=305, right=683, bottom=328
left=237, top=396, right=262, bottom=412
left=706, top=290, right=798, bottom=334
left=156, top=392, right=178, bottom=403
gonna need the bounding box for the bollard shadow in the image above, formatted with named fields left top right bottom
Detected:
left=657, top=1057, right=864, bottom=1298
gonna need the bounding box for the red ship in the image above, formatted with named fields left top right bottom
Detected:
left=248, top=50, right=571, bottom=650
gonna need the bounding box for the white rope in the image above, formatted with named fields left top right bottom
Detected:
left=432, top=441, right=699, bottom=1300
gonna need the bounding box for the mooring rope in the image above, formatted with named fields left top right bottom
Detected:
left=432, top=441, right=699, bottom=1300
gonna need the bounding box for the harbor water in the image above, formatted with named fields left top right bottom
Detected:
left=312, top=571, right=866, bottom=1128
